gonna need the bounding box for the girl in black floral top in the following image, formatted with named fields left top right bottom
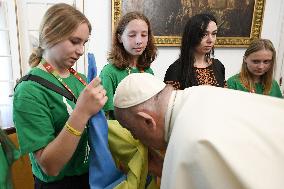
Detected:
left=164, top=13, right=226, bottom=89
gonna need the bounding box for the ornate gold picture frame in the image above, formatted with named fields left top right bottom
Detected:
left=112, top=0, right=265, bottom=47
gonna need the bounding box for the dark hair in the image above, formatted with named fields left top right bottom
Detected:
left=108, top=11, right=157, bottom=70
left=180, top=13, right=217, bottom=88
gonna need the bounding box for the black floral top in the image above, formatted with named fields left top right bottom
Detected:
left=164, top=58, right=226, bottom=90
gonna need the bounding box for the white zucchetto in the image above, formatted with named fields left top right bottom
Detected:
left=114, top=73, right=166, bottom=108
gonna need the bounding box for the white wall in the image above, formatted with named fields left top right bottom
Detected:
left=85, top=0, right=284, bottom=81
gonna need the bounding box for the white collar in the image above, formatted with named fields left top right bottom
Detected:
left=164, top=90, right=177, bottom=142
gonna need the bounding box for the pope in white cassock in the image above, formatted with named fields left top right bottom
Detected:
left=113, top=73, right=284, bottom=189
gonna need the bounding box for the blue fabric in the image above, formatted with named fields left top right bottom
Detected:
left=87, top=53, right=97, bottom=83
left=87, top=53, right=126, bottom=189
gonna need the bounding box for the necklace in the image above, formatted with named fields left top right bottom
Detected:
left=40, top=59, right=87, bottom=100
left=250, top=89, right=256, bottom=93
left=125, top=67, right=144, bottom=75
left=126, top=67, right=132, bottom=75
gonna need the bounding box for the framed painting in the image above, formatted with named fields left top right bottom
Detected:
left=112, top=0, right=265, bottom=47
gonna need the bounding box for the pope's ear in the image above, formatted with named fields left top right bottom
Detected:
left=137, top=111, right=156, bottom=129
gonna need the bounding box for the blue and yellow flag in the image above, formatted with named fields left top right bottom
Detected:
left=88, top=53, right=158, bottom=189
left=88, top=53, right=126, bottom=189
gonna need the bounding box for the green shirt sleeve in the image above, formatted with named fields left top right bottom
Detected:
left=100, top=67, right=116, bottom=112
left=146, top=68, right=154, bottom=75
left=13, top=96, right=55, bottom=155
left=270, top=80, right=283, bottom=98
left=227, top=74, right=240, bottom=90
left=0, top=130, right=20, bottom=189
left=227, top=74, right=250, bottom=92
left=0, top=145, right=10, bottom=189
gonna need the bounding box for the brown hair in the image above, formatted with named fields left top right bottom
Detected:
left=29, top=3, right=92, bottom=67
left=108, top=11, right=157, bottom=70
left=240, top=39, right=276, bottom=95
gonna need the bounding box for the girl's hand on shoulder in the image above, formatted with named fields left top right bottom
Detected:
left=74, top=77, right=107, bottom=120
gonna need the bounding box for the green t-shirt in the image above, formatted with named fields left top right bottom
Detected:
left=100, top=63, right=154, bottom=111
left=227, top=74, right=283, bottom=98
left=0, top=144, right=11, bottom=189
left=0, top=129, right=20, bottom=189
left=13, top=68, right=89, bottom=183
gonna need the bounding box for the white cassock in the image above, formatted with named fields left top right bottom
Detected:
left=162, top=86, right=284, bottom=189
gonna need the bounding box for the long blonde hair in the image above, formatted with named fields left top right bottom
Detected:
left=240, top=39, right=276, bottom=95
left=29, top=3, right=91, bottom=67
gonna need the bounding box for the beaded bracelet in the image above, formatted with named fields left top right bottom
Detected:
left=65, top=122, right=82, bottom=136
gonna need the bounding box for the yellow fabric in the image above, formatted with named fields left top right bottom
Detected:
left=108, top=120, right=158, bottom=189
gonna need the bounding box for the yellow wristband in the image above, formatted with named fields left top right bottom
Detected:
left=65, top=122, right=82, bottom=136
